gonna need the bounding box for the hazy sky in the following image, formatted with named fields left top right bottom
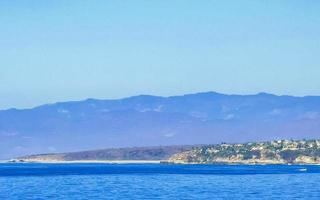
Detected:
left=1, top=1, right=320, bottom=109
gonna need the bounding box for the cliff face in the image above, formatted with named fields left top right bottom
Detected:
left=169, top=140, right=320, bottom=164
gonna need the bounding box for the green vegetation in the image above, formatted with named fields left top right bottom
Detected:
left=169, top=139, right=320, bottom=164
left=18, top=146, right=196, bottom=162
left=15, top=139, right=320, bottom=164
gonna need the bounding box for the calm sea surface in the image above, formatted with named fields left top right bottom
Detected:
left=0, top=163, right=319, bottom=199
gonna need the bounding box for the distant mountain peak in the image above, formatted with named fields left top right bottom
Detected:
left=256, top=92, right=275, bottom=96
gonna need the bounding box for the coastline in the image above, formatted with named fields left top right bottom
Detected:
left=6, top=160, right=162, bottom=164
left=3, top=159, right=320, bottom=165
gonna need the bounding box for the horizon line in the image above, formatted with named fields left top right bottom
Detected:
left=2, top=91, right=318, bottom=111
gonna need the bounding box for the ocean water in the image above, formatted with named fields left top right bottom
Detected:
left=0, top=164, right=319, bottom=199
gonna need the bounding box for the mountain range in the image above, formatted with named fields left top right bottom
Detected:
left=1, top=92, right=319, bottom=159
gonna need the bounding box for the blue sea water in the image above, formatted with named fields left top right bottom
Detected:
left=0, top=163, right=319, bottom=199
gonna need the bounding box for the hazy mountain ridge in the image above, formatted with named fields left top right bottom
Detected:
left=1, top=92, right=320, bottom=159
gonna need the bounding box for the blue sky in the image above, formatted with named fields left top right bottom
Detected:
left=1, top=1, right=320, bottom=109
